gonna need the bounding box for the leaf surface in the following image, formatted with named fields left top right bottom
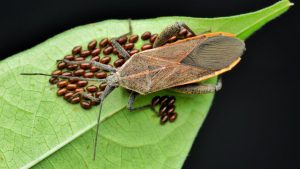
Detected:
left=0, top=1, right=292, bottom=169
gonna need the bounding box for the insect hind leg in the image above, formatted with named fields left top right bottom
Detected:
left=177, top=22, right=196, bottom=36
left=153, top=22, right=196, bottom=48
left=171, top=78, right=222, bottom=94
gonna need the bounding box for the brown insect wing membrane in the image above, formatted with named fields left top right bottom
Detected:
left=181, top=36, right=246, bottom=70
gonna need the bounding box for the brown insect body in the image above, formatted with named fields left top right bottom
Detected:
left=116, top=32, right=245, bottom=94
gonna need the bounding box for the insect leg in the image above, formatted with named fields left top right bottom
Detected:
left=153, top=22, right=196, bottom=48
left=109, top=19, right=133, bottom=60
left=127, top=91, right=151, bottom=111
left=93, top=84, right=116, bottom=160
left=116, top=18, right=133, bottom=38
left=111, top=39, right=131, bottom=60
left=177, top=22, right=196, bottom=36
left=68, top=91, right=100, bottom=103
left=62, top=59, right=116, bottom=72
left=198, top=29, right=212, bottom=35
left=171, top=78, right=222, bottom=94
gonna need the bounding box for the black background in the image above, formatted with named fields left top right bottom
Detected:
left=0, top=0, right=299, bottom=169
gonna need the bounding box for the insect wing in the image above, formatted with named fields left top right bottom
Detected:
left=181, top=36, right=246, bottom=70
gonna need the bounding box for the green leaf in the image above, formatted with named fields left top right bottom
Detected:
left=0, top=1, right=292, bottom=169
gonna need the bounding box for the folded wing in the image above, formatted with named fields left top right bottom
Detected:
left=181, top=36, right=246, bottom=70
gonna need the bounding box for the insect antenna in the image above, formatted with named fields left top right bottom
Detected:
left=21, top=73, right=53, bottom=76
left=93, top=84, right=116, bottom=160
left=20, top=73, right=107, bottom=82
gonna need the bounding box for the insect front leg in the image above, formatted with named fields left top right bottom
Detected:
left=62, top=59, right=117, bottom=72
left=171, top=78, right=222, bottom=94
left=109, top=19, right=133, bottom=60
left=177, top=22, right=197, bottom=36
left=127, top=91, right=151, bottom=111
left=110, top=38, right=131, bottom=60
left=117, top=18, right=133, bottom=38
left=153, top=22, right=196, bottom=48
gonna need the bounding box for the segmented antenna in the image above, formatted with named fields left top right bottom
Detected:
left=20, top=73, right=107, bottom=82
left=93, top=100, right=104, bottom=160
left=93, top=85, right=115, bottom=160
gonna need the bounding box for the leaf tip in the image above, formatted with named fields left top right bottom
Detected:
left=283, top=0, right=294, bottom=7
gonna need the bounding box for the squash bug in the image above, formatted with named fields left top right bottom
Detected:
left=21, top=21, right=246, bottom=159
